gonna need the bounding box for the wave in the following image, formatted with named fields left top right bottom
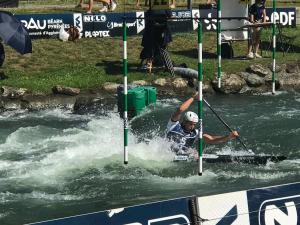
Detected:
left=0, top=191, right=83, bottom=204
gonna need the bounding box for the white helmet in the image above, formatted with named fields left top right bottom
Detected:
left=183, top=111, right=198, bottom=123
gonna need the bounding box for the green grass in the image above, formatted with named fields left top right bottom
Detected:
left=1, top=25, right=299, bottom=94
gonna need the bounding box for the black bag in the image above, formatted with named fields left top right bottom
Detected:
left=221, top=42, right=234, bottom=59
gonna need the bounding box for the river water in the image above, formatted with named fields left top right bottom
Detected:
left=0, top=92, right=299, bottom=225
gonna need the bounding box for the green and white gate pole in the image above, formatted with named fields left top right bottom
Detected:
left=123, top=19, right=129, bottom=164
left=272, top=0, right=277, bottom=94
left=198, top=20, right=204, bottom=176
left=217, top=0, right=222, bottom=88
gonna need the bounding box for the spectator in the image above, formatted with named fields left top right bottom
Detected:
left=139, top=8, right=172, bottom=73
left=247, top=0, right=266, bottom=59
left=86, top=0, right=117, bottom=13
left=136, top=0, right=174, bottom=9
left=75, top=0, right=84, bottom=8
left=206, top=0, right=216, bottom=4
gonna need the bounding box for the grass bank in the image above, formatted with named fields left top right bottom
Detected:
left=1, top=27, right=299, bottom=94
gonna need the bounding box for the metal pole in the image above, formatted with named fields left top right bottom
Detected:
left=217, top=0, right=222, bottom=88
left=187, top=0, right=192, bottom=10
left=198, top=21, right=203, bottom=176
left=123, top=20, right=129, bottom=164
left=272, top=0, right=276, bottom=95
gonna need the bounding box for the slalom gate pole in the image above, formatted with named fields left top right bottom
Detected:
left=272, top=0, right=277, bottom=95
left=123, top=20, right=129, bottom=164
left=217, top=0, right=222, bottom=88
left=197, top=20, right=203, bottom=176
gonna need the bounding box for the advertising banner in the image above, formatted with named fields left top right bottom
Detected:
left=15, top=7, right=296, bottom=40
left=197, top=182, right=300, bottom=225
left=76, top=12, right=145, bottom=38
left=15, top=14, right=74, bottom=39
left=266, top=8, right=297, bottom=27
left=247, top=182, right=300, bottom=225
left=27, top=196, right=195, bottom=225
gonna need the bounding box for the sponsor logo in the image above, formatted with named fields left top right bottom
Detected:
left=21, top=18, right=47, bottom=30
left=83, top=14, right=107, bottom=23
left=204, top=13, right=217, bottom=31
left=85, top=30, right=110, bottom=38
left=124, top=214, right=190, bottom=225
left=259, top=195, right=300, bottom=225
left=73, top=13, right=83, bottom=31
left=136, top=12, right=145, bottom=34
left=192, top=9, right=200, bottom=30
left=216, top=205, right=238, bottom=225
left=107, top=208, right=125, bottom=217
left=21, top=17, right=65, bottom=31
left=270, top=11, right=296, bottom=26
left=198, top=191, right=250, bottom=225
left=172, top=11, right=192, bottom=19
left=107, top=21, right=137, bottom=30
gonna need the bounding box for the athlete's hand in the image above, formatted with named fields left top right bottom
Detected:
left=193, top=92, right=198, bottom=99
left=229, top=131, right=239, bottom=140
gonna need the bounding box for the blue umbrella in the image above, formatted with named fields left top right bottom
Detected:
left=0, top=11, right=32, bottom=54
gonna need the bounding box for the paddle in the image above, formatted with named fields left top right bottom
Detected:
left=203, top=98, right=253, bottom=153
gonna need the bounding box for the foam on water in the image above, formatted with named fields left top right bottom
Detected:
left=216, top=170, right=296, bottom=180
left=274, top=108, right=300, bottom=119
left=0, top=191, right=83, bottom=204
left=0, top=108, right=90, bottom=121
left=0, top=112, right=180, bottom=189
left=260, top=91, right=288, bottom=96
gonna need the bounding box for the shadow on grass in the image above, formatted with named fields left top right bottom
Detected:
left=173, top=49, right=250, bottom=61
left=96, top=60, right=142, bottom=75
left=173, top=49, right=217, bottom=59
left=261, top=40, right=300, bottom=56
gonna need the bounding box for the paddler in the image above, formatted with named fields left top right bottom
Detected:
left=166, top=92, right=239, bottom=155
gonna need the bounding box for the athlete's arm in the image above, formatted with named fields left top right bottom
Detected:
left=171, top=92, right=198, bottom=122
left=203, top=131, right=239, bottom=144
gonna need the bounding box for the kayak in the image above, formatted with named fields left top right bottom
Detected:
left=173, top=153, right=287, bottom=165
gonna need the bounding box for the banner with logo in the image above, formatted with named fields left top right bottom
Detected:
left=27, top=196, right=195, bottom=225
left=266, top=8, right=297, bottom=27
left=15, top=7, right=296, bottom=40
left=197, top=182, right=300, bottom=225
left=15, top=14, right=74, bottom=39
left=247, top=182, right=300, bottom=225
left=75, top=12, right=145, bottom=38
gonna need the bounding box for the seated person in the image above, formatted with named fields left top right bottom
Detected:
left=166, top=93, right=239, bottom=157
left=247, top=0, right=266, bottom=59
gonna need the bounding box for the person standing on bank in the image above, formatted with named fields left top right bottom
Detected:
left=166, top=92, right=239, bottom=156
left=139, top=0, right=173, bottom=72
left=247, top=0, right=267, bottom=59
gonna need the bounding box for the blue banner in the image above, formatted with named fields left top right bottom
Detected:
left=15, top=7, right=296, bottom=39
left=197, top=182, right=300, bottom=225
left=28, top=197, right=194, bottom=225
left=15, top=14, right=74, bottom=39
left=247, top=182, right=300, bottom=225
left=266, top=8, right=297, bottom=27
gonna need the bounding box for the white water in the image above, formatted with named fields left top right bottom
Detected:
left=0, top=94, right=299, bottom=224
